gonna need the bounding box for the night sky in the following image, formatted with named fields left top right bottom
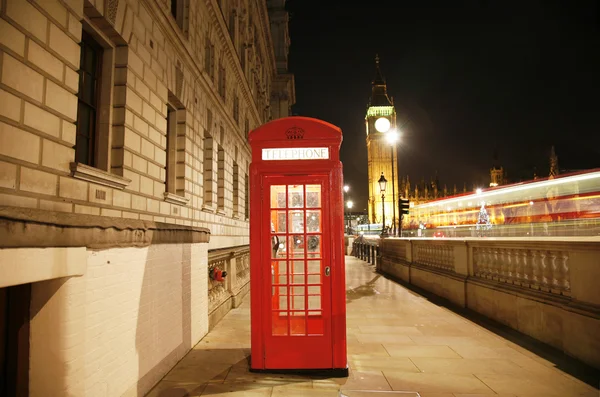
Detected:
left=285, top=0, right=600, bottom=211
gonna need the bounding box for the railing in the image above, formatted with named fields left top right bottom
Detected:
left=207, top=245, right=250, bottom=328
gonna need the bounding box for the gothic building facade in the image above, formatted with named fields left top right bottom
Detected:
left=0, top=0, right=293, bottom=395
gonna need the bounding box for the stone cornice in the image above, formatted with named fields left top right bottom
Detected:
left=0, top=207, right=210, bottom=249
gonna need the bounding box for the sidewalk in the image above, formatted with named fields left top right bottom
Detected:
left=146, top=256, right=599, bottom=397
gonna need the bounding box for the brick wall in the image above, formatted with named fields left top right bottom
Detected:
left=0, top=0, right=285, bottom=251
left=29, top=243, right=208, bottom=397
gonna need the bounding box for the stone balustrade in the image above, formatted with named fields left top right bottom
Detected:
left=363, top=237, right=600, bottom=369
left=207, top=245, right=250, bottom=329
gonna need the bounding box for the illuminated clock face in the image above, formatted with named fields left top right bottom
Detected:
left=374, top=117, right=391, bottom=133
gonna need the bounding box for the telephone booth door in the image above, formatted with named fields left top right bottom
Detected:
left=265, top=176, right=332, bottom=369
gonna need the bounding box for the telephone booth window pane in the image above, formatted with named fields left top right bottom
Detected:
left=289, top=210, right=304, bottom=233
left=307, top=274, right=321, bottom=284
left=289, top=235, right=304, bottom=257
left=270, top=185, right=286, bottom=208
left=288, top=185, right=304, bottom=208
left=292, top=274, right=305, bottom=284
left=273, top=237, right=287, bottom=259
left=272, top=210, right=287, bottom=232
left=307, top=235, right=320, bottom=254
left=306, top=210, right=321, bottom=232
left=307, top=260, right=321, bottom=273
left=308, top=294, right=321, bottom=310
left=290, top=313, right=306, bottom=335
left=306, top=185, right=321, bottom=207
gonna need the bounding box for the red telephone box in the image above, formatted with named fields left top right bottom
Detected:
left=248, top=117, right=347, bottom=376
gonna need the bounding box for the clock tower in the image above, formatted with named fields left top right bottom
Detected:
left=366, top=55, right=397, bottom=227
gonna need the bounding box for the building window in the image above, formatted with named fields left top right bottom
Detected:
left=218, top=62, right=226, bottom=100
left=233, top=160, right=240, bottom=217
left=75, top=31, right=103, bottom=166
left=204, top=37, right=215, bottom=81
left=233, top=95, right=239, bottom=124
left=170, top=0, right=188, bottom=32
left=164, top=94, right=187, bottom=204
left=203, top=108, right=214, bottom=208
left=244, top=174, right=249, bottom=219
left=217, top=144, right=225, bottom=211
left=244, top=118, right=250, bottom=139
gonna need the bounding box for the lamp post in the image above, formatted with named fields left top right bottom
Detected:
left=386, top=129, right=399, bottom=236
left=378, top=173, right=388, bottom=238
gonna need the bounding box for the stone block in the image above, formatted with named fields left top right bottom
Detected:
left=35, top=0, right=68, bottom=28
left=2, top=54, right=44, bottom=102
left=20, top=167, right=58, bottom=196
left=59, top=176, right=88, bottom=201
left=41, top=138, right=74, bottom=172
left=0, top=160, right=18, bottom=189
left=0, top=88, right=22, bottom=122
left=39, top=199, right=72, bottom=213
left=0, top=18, right=26, bottom=56
left=48, top=22, right=80, bottom=68
left=0, top=192, right=37, bottom=208
left=62, top=120, right=77, bottom=145
left=24, top=102, right=61, bottom=138
left=45, top=79, right=77, bottom=121
left=6, top=0, right=48, bottom=42
left=0, top=121, right=41, bottom=164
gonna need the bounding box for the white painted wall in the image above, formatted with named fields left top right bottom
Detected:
left=28, top=243, right=208, bottom=397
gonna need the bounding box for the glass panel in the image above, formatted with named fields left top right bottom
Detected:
left=306, top=184, right=321, bottom=207
left=292, top=286, right=305, bottom=296
left=308, top=286, right=320, bottom=295
left=307, top=260, right=321, bottom=274
left=289, top=210, right=304, bottom=233
left=306, top=210, right=321, bottom=232
left=272, top=235, right=286, bottom=258
left=289, top=235, right=304, bottom=257
left=279, top=296, right=288, bottom=310
left=307, top=235, right=320, bottom=253
left=276, top=274, right=287, bottom=285
left=270, top=185, right=286, bottom=208
left=308, top=295, right=321, bottom=310
left=272, top=311, right=288, bottom=336
left=82, top=72, right=96, bottom=104
left=290, top=313, right=306, bottom=335
left=293, top=296, right=305, bottom=310
left=288, top=185, right=304, bottom=208
left=307, top=274, right=321, bottom=284
left=292, top=274, right=305, bottom=284
left=271, top=210, right=286, bottom=232
left=292, top=260, right=305, bottom=274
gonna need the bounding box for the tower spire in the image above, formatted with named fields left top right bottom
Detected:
left=370, top=54, right=392, bottom=106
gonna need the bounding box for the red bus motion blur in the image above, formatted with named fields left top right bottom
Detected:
left=401, top=169, right=600, bottom=237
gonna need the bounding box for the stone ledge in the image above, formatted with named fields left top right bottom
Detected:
left=0, top=206, right=210, bottom=249
left=70, top=162, right=131, bottom=190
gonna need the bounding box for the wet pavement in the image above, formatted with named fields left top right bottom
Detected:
left=146, top=256, right=599, bottom=397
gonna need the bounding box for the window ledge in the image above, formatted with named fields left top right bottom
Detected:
left=164, top=192, right=189, bottom=205
left=202, top=205, right=216, bottom=213
left=70, top=162, right=131, bottom=190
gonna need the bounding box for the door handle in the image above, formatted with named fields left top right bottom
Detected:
left=325, top=266, right=330, bottom=276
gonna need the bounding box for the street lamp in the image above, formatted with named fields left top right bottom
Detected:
left=343, top=185, right=349, bottom=193
left=378, top=172, right=388, bottom=238
left=346, top=200, right=354, bottom=209
left=386, top=129, right=399, bottom=236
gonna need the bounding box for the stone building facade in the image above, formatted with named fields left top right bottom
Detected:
left=0, top=0, right=294, bottom=395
